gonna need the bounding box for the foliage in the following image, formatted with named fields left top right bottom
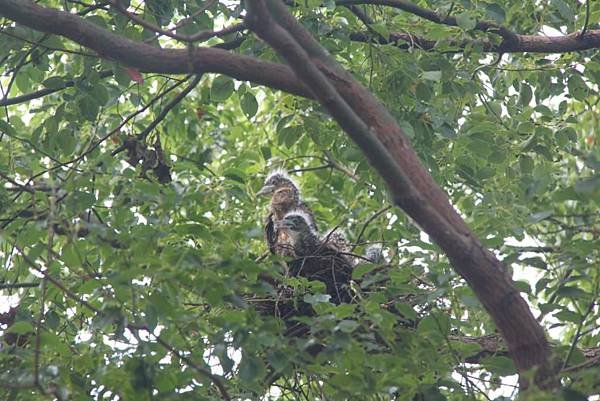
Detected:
left=0, top=0, right=599, bottom=400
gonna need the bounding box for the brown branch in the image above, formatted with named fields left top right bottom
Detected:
left=0, top=282, right=39, bottom=289
left=0, top=0, right=310, bottom=98
left=350, top=29, right=600, bottom=53
left=187, top=22, right=246, bottom=42
left=0, top=70, right=114, bottom=107
left=245, top=0, right=553, bottom=389
left=452, top=334, right=600, bottom=372
left=336, top=0, right=519, bottom=42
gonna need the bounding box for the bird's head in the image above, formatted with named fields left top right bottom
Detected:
left=256, top=169, right=299, bottom=197
left=279, top=210, right=316, bottom=242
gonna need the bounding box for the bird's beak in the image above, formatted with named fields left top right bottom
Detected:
left=256, top=184, right=275, bottom=196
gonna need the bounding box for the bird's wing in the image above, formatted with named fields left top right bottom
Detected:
left=264, top=212, right=277, bottom=254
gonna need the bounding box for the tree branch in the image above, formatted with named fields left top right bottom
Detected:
left=136, top=74, right=202, bottom=141
left=336, top=0, right=519, bottom=42
left=350, top=29, right=600, bottom=53
left=0, top=0, right=310, bottom=98
left=0, top=70, right=114, bottom=107
left=245, top=0, right=553, bottom=389
left=11, top=244, right=232, bottom=401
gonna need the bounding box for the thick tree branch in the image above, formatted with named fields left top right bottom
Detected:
left=245, top=0, right=553, bottom=389
left=0, top=0, right=310, bottom=98
left=336, top=0, right=519, bottom=42
left=350, top=29, right=600, bottom=53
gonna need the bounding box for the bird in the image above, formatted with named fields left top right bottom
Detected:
left=364, top=244, right=384, bottom=264
left=322, top=228, right=351, bottom=255
left=256, top=169, right=317, bottom=256
left=278, top=210, right=354, bottom=304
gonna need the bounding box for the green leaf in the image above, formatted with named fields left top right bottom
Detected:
left=304, top=294, right=331, bottom=305
left=556, top=286, right=589, bottom=299
left=239, top=354, right=265, bottom=382
left=481, top=356, right=517, bottom=375
left=240, top=93, right=258, bottom=119
left=42, top=76, right=66, bottom=89
left=394, top=302, right=417, bottom=321
left=210, top=76, right=235, bottom=102
left=398, top=120, right=415, bottom=139
left=352, top=263, right=378, bottom=279
left=567, top=75, right=588, bottom=101
left=551, top=0, right=575, bottom=22
left=422, top=71, right=442, bottom=82
left=78, top=95, right=100, bottom=121
left=55, top=129, right=77, bottom=155
left=574, top=175, right=600, bottom=194
left=485, top=4, right=506, bottom=24
left=370, top=23, right=390, bottom=40
left=528, top=210, right=553, bottom=223
left=336, top=319, right=359, bottom=333
left=519, top=83, right=533, bottom=106
left=456, top=12, right=477, bottom=30
left=7, top=320, right=34, bottom=334
left=553, top=310, right=582, bottom=324
left=0, top=120, right=18, bottom=137
left=561, top=388, right=588, bottom=401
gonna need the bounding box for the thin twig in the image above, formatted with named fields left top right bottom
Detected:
left=153, top=336, right=232, bottom=401
left=0, top=70, right=114, bottom=107
left=351, top=206, right=391, bottom=252
left=136, top=74, right=202, bottom=141
left=0, top=282, right=39, bottom=289
left=562, top=299, right=597, bottom=370
left=579, top=0, right=590, bottom=38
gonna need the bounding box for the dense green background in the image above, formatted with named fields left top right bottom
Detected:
left=0, top=0, right=599, bottom=399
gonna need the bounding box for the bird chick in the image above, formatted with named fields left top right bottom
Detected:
left=257, top=169, right=317, bottom=255
left=365, top=244, right=384, bottom=264
left=278, top=210, right=321, bottom=257
left=257, top=169, right=316, bottom=225
left=322, top=228, right=351, bottom=254
left=280, top=210, right=354, bottom=304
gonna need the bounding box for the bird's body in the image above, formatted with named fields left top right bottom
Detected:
left=322, top=228, right=351, bottom=255
left=257, top=170, right=317, bottom=256
left=365, top=244, right=384, bottom=264
left=279, top=210, right=354, bottom=304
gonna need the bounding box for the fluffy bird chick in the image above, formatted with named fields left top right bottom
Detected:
left=322, top=228, right=351, bottom=254
left=278, top=210, right=321, bottom=256
left=279, top=210, right=354, bottom=304
left=257, top=169, right=317, bottom=255
left=365, top=244, right=384, bottom=264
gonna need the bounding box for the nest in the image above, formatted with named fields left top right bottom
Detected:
left=247, top=245, right=356, bottom=337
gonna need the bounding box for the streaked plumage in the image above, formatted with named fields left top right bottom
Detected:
left=365, top=244, right=384, bottom=264
left=257, top=170, right=317, bottom=256
left=279, top=210, right=354, bottom=304
left=322, top=228, right=351, bottom=255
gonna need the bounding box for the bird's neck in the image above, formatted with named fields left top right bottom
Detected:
left=271, top=199, right=297, bottom=219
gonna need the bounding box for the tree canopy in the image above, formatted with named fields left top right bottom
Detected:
left=0, top=0, right=599, bottom=400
